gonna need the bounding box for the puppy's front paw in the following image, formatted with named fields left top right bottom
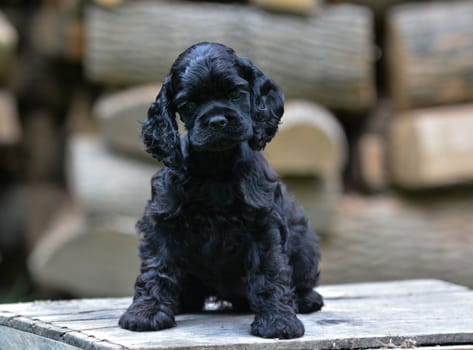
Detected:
left=119, top=302, right=175, bottom=331
left=251, top=313, right=305, bottom=339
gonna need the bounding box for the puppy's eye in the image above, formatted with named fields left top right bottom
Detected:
left=228, top=90, right=242, bottom=101
left=181, top=102, right=197, bottom=114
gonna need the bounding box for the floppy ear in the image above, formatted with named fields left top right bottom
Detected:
left=142, top=75, right=182, bottom=170
left=239, top=57, right=285, bottom=151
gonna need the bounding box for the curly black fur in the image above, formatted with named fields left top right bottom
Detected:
left=119, top=42, right=323, bottom=339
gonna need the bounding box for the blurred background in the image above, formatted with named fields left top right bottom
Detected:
left=0, top=0, right=472, bottom=303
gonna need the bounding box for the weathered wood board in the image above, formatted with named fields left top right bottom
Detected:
left=1, top=280, right=472, bottom=350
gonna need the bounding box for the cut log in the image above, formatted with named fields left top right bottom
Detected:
left=322, top=194, right=473, bottom=287
left=265, top=100, right=347, bottom=178
left=93, top=84, right=163, bottom=161
left=0, top=91, right=21, bottom=146
left=28, top=191, right=473, bottom=297
left=67, top=135, right=158, bottom=217
left=0, top=11, right=17, bottom=81
left=386, top=1, right=473, bottom=109
left=264, top=101, right=347, bottom=234
left=28, top=200, right=140, bottom=297
left=388, top=104, right=473, bottom=189
left=85, top=2, right=375, bottom=111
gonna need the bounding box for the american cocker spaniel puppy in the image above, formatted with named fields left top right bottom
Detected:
left=119, top=42, right=323, bottom=339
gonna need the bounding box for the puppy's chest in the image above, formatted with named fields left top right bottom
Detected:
left=176, top=212, right=252, bottom=274
left=181, top=213, right=251, bottom=253
left=188, top=179, right=239, bottom=206
left=179, top=182, right=254, bottom=257
left=173, top=179, right=258, bottom=279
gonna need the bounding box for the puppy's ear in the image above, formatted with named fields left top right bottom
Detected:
left=142, top=76, right=182, bottom=170
left=239, top=57, right=285, bottom=151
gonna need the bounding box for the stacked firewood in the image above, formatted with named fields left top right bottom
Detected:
left=344, top=0, right=473, bottom=191
left=24, top=0, right=353, bottom=296
left=0, top=1, right=87, bottom=298
left=1, top=0, right=473, bottom=297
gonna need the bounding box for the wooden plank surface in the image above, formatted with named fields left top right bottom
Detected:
left=0, top=279, right=472, bottom=350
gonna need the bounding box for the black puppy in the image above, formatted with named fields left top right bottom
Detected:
left=119, top=42, right=323, bottom=339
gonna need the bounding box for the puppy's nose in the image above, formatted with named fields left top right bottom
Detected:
left=208, top=115, right=228, bottom=129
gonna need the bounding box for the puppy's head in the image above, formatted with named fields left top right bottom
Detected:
left=142, top=42, right=284, bottom=170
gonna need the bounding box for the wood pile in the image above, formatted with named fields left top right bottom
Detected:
left=343, top=0, right=473, bottom=191
left=1, top=0, right=472, bottom=298
left=0, top=1, right=89, bottom=297
left=93, top=84, right=162, bottom=161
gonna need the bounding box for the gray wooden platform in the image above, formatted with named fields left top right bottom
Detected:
left=1, top=279, right=473, bottom=350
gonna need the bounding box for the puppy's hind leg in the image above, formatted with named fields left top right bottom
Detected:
left=296, top=289, right=324, bottom=314
left=293, top=262, right=323, bottom=314
left=290, top=227, right=324, bottom=314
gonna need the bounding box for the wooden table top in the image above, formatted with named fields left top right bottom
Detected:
left=1, top=279, right=472, bottom=350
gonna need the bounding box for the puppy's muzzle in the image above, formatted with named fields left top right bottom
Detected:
left=208, top=115, right=228, bottom=129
